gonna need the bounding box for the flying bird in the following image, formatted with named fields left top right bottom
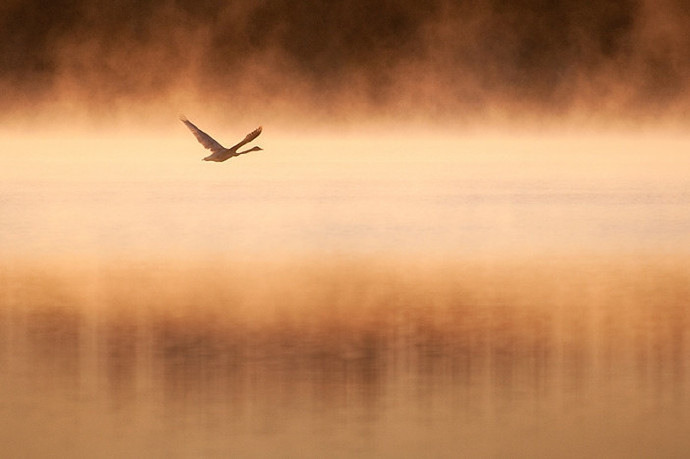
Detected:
left=180, top=116, right=263, bottom=162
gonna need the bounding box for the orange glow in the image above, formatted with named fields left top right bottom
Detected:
left=2, top=1, right=690, bottom=456
left=1, top=131, right=689, bottom=261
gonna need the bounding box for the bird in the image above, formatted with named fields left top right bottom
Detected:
left=180, top=116, right=263, bottom=162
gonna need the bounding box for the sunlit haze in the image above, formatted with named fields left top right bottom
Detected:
left=2, top=1, right=690, bottom=457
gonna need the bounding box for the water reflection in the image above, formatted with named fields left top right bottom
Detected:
left=1, top=257, right=689, bottom=457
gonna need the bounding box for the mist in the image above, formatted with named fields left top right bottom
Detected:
left=2, top=0, right=690, bottom=130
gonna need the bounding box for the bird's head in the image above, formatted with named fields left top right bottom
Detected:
left=249, top=146, right=263, bottom=152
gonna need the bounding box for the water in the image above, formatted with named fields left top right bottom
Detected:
left=2, top=258, right=689, bottom=457
left=2, top=176, right=689, bottom=259
left=1, top=134, right=690, bottom=457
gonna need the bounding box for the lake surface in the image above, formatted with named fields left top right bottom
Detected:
left=1, top=133, right=689, bottom=457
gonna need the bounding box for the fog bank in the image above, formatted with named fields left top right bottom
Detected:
left=2, top=0, right=689, bottom=129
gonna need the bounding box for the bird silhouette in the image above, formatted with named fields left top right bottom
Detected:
left=180, top=116, right=263, bottom=162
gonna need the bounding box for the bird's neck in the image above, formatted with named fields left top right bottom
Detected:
left=237, top=146, right=261, bottom=154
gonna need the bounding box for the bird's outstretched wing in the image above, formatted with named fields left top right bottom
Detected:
left=230, top=126, right=262, bottom=151
left=180, top=116, right=226, bottom=154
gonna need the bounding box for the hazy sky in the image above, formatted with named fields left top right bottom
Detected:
left=2, top=0, right=689, bottom=128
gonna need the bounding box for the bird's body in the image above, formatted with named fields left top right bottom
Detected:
left=180, top=116, right=263, bottom=162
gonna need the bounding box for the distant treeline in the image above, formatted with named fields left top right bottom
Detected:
left=2, top=0, right=689, bottom=121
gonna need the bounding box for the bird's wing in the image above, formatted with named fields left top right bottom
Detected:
left=180, top=116, right=226, bottom=154
left=229, top=126, right=262, bottom=151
